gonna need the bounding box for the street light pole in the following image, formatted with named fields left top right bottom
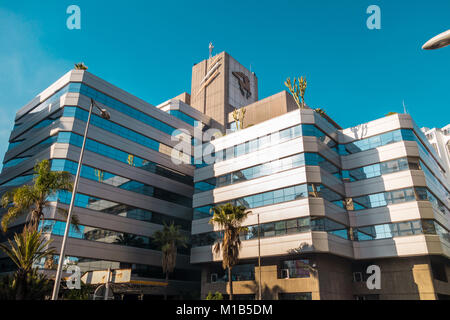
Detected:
left=51, top=98, right=110, bottom=300
left=257, top=212, right=262, bottom=300
left=104, top=268, right=112, bottom=300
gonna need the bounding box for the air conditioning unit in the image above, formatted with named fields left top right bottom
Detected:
left=281, top=269, right=290, bottom=279
left=210, top=273, right=218, bottom=283
left=353, top=272, right=363, bottom=282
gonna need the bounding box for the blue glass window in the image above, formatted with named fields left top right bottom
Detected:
left=194, top=183, right=343, bottom=219
left=46, top=190, right=191, bottom=230
left=51, top=159, right=192, bottom=207
left=192, top=216, right=348, bottom=247
left=339, top=129, right=414, bottom=155
left=194, top=152, right=340, bottom=193
left=69, top=83, right=178, bottom=136
left=201, top=124, right=337, bottom=166
left=167, top=110, right=197, bottom=127
left=56, top=131, right=192, bottom=185
left=39, top=220, right=190, bottom=254
left=350, top=186, right=448, bottom=212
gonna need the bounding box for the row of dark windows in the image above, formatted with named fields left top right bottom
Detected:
left=2, top=130, right=193, bottom=186
left=200, top=124, right=338, bottom=166
left=192, top=217, right=450, bottom=247
left=194, top=183, right=344, bottom=220
left=47, top=190, right=191, bottom=230
left=39, top=220, right=191, bottom=255
left=51, top=159, right=192, bottom=208
left=195, top=152, right=340, bottom=193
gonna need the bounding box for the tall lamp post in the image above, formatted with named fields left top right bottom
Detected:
left=422, top=29, right=450, bottom=50
left=257, top=212, right=261, bottom=300
left=51, top=98, right=110, bottom=300
left=249, top=211, right=262, bottom=300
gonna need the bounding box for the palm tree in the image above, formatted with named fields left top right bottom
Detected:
left=74, top=62, right=88, bottom=70
left=0, top=268, right=53, bottom=300
left=0, top=229, right=55, bottom=300
left=209, top=203, right=251, bottom=300
left=232, top=107, right=247, bottom=130
left=114, top=233, right=144, bottom=247
left=284, top=76, right=307, bottom=109
left=1, top=159, right=77, bottom=232
left=152, top=222, right=187, bottom=300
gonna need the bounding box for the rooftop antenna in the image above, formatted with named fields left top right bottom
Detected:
left=403, top=100, right=408, bottom=114
left=209, top=42, right=214, bottom=59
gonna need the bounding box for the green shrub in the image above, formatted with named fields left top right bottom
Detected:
left=205, top=291, right=224, bottom=300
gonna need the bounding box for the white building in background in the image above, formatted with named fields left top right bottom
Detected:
left=422, top=125, right=450, bottom=183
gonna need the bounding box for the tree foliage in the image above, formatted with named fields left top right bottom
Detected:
left=152, top=222, right=187, bottom=300
left=62, top=283, right=96, bottom=300
left=0, top=268, right=53, bottom=300
left=285, top=76, right=307, bottom=109
left=232, top=107, right=247, bottom=130
left=209, top=203, right=250, bottom=300
left=205, top=291, right=224, bottom=300
left=74, top=62, right=88, bottom=70
left=1, top=159, right=76, bottom=232
left=153, top=222, right=187, bottom=278
left=0, top=229, right=55, bottom=300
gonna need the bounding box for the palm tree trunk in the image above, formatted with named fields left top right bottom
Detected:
left=28, top=209, right=41, bottom=232
left=15, top=272, right=26, bottom=300
left=228, top=267, right=233, bottom=301
left=164, top=272, right=169, bottom=300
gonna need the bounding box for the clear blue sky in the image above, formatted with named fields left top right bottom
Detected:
left=0, top=0, right=449, bottom=166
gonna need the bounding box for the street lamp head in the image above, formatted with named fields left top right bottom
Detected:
left=91, top=99, right=111, bottom=120
left=422, top=29, right=450, bottom=50
left=100, top=109, right=111, bottom=120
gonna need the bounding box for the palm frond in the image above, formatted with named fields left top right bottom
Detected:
left=56, top=207, right=80, bottom=232
left=152, top=222, right=187, bottom=275
left=1, top=160, right=74, bottom=232
left=1, top=207, right=22, bottom=232
left=208, top=203, right=250, bottom=271
left=0, top=230, right=54, bottom=274
left=74, top=63, right=88, bottom=70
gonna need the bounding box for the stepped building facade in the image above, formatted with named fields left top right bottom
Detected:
left=1, top=52, right=449, bottom=300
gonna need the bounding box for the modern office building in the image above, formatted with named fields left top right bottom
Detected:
left=0, top=69, right=221, bottom=299
left=192, top=107, right=450, bottom=300
left=1, top=51, right=449, bottom=300
left=189, top=53, right=450, bottom=300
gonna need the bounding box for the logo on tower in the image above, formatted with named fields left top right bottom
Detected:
left=232, top=71, right=252, bottom=99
